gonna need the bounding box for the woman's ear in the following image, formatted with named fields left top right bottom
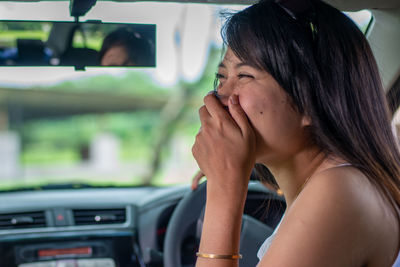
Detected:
left=301, top=115, right=311, bottom=127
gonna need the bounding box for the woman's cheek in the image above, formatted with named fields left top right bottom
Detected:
left=237, top=95, right=252, bottom=119
left=239, top=93, right=266, bottom=121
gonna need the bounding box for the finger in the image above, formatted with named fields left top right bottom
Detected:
left=198, top=105, right=211, bottom=125
left=203, top=93, right=231, bottom=121
left=228, top=94, right=252, bottom=136
left=191, top=170, right=205, bottom=190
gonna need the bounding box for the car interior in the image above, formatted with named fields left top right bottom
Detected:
left=0, top=0, right=399, bottom=266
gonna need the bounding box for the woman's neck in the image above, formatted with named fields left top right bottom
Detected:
left=265, top=147, right=328, bottom=207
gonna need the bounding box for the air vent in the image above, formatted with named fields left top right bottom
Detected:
left=73, top=208, right=126, bottom=225
left=0, top=211, right=46, bottom=230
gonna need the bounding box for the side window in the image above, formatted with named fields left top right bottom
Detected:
left=344, top=10, right=373, bottom=34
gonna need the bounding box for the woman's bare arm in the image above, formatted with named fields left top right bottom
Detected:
left=193, top=93, right=256, bottom=267
left=195, top=181, right=247, bottom=267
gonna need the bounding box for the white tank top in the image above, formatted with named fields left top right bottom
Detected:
left=256, top=214, right=283, bottom=260
left=393, top=253, right=400, bottom=267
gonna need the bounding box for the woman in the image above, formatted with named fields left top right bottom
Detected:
left=191, top=0, right=400, bottom=266
left=99, top=27, right=154, bottom=66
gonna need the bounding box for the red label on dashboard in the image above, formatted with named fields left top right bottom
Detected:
left=38, top=247, right=92, bottom=258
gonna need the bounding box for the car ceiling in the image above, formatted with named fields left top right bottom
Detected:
left=0, top=0, right=399, bottom=10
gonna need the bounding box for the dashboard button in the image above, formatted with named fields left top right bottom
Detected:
left=53, top=209, right=69, bottom=227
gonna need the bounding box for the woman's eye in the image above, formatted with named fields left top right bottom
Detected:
left=214, top=73, right=225, bottom=91
left=238, top=73, right=254, bottom=79
left=215, top=73, right=226, bottom=86
left=215, top=73, right=226, bottom=80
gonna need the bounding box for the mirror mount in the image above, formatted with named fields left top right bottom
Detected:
left=69, top=0, right=97, bottom=18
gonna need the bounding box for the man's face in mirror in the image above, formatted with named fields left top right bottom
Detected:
left=100, top=45, right=133, bottom=66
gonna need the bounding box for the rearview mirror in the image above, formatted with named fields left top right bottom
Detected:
left=0, top=21, right=156, bottom=69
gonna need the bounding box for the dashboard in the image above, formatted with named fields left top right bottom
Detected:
left=0, top=182, right=285, bottom=267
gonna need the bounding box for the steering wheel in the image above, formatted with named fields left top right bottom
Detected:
left=163, top=182, right=275, bottom=267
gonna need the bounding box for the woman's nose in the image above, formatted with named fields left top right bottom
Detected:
left=215, top=92, right=230, bottom=107
left=216, top=81, right=236, bottom=107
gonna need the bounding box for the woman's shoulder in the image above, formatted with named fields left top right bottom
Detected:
left=284, top=165, right=399, bottom=266
left=296, top=164, right=396, bottom=234
left=302, top=164, right=372, bottom=206
left=260, top=165, right=399, bottom=266
left=300, top=164, right=392, bottom=218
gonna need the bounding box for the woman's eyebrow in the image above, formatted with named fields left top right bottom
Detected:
left=218, top=62, right=256, bottom=69
left=235, top=62, right=258, bottom=69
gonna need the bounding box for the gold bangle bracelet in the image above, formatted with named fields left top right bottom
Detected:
left=196, top=252, right=243, bottom=260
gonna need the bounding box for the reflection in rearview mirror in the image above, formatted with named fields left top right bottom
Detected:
left=0, top=21, right=156, bottom=69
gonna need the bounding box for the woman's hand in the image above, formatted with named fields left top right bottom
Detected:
left=192, top=93, right=256, bottom=196
left=191, top=170, right=205, bottom=190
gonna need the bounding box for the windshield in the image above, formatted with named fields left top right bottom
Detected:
left=0, top=1, right=372, bottom=191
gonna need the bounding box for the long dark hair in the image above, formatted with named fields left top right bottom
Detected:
left=222, top=0, right=400, bottom=212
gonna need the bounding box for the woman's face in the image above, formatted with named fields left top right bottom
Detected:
left=216, top=48, right=310, bottom=165
left=101, top=45, right=133, bottom=66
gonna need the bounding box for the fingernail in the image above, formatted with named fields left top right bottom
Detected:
left=230, top=94, right=239, bottom=105
left=207, top=90, right=214, bottom=96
